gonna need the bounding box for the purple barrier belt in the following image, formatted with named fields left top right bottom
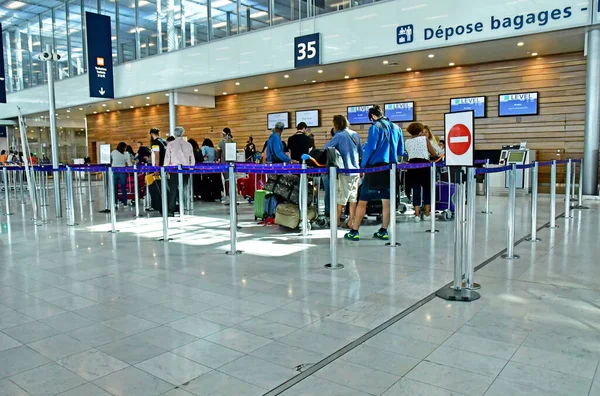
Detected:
left=32, top=165, right=67, bottom=172
left=112, top=166, right=162, bottom=173
left=516, top=163, right=535, bottom=170
left=536, top=161, right=554, bottom=167
left=2, top=166, right=25, bottom=171
left=555, top=159, right=570, bottom=165
left=476, top=165, right=512, bottom=175
left=474, top=159, right=487, bottom=165
left=398, top=162, right=432, bottom=170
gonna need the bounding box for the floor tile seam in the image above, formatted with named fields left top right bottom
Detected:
left=4, top=379, right=30, bottom=395
left=588, top=361, right=600, bottom=396
left=479, top=331, right=528, bottom=396
left=262, top=216, right=561, bottom=396
left=505, top=355, right=597, bottom=382
left=510, top=277, right=600, bottom=293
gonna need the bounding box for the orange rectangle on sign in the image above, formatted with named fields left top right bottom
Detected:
left=96, top=57, right=105, bottom=66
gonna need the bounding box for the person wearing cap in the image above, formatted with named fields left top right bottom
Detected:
left=217, top=127, right=235, bottom=204
left=344, top=105, right=404, bottom=242
left=164, top=126, right=195, bottom=216
left=266, top=122, right=291, bottom=163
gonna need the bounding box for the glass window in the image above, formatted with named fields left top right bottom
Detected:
left=69, top=0, right=85, bottom=75
left=240, top=0, right=270, bottom=32
left=117, top=0, right=138, bottom=62
left=137, top=0, right=161, bottom=58
left=27, top=20, right=44, bottom=87
left=184, top=0, right=209, bottom=44
left=100, top=0, right=118, bottom=65
left=53, top=4, right=70, bottom=81
left=272, top=0, right=292, bottom=25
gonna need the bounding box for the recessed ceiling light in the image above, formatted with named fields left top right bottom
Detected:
left=165, top=93, right=169, bottom=96
left=428, top=54, right=434, bottom=58
left=106, top=110, right=110, bottom=112
left=66, top=109, right=70, bottom=112
left=531, top=52, right=538, bottom=56
left=317, top=70, right=323, bottom=73
left=235, top=82, right=240, bottom=85
left=283, top=74, right=289, bottom=78
left=146, top=103, right=150, bottom=106
left=78, top=107, right=83, bottom=111
left=146, top=96, right=150, bottom=99
left=449, top=62, right=455, bottom=66
left=517, top=42, right=524, bottom=46
left=7, top=1, right=25, bottom=10
left=406, top=67, right=412, bottom=71
left=93, top=111, right=97, bottom=114
left=311, top=80, right=316, bottom=83
left=264, top=86, right=268, bottom=89
left=344, top=75, right=350, bottom=79
left=382, top=60, right=389, bottom=65
left=130, top=105, right=134, bottom=108
left=102, top=104, right=106, bottom=107
left=117, top=101, right=122, bottom=104
left=193, top=89, right=199, bottom=92
left=222, top=92, right=227, bottom=95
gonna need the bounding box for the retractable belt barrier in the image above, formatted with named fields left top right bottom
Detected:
left=1, top=159, right=586, bottom=301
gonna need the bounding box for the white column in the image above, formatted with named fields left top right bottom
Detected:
left=169, top=90, right=176, bottom=137
left=583, top=29, right=600, bottom=195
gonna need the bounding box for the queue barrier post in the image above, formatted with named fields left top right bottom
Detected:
left=107, top=168, right=118, bottom=234
left=325, top=166, right=343, bottom=269
left=177, top=165, right=184, bottom=221
left=160, top=167, right=170, bottom=242
left=2, top=167, right=13, bottom=216
left=564, top=159, right=573, bottom=219
left=18, top=170, right=25, bottom=205
left=42, top=171, right=49, bottom=207
left=526, top=162, right=541, bottom=242
left=502, top=164, right=519, bottom=260
left=481, top=159, right=492, bottom=214
left=571, top=160, right=577, bottom=202
left=573, top=158, right=588, bottom=210
left=101, top=168, right=110, bottom=213
left=387, top=163, right=400, bottom=246
left=87, top=168, right=93, bottom=203
left=188, top=173, right=194, bottom=214
left=226, top=163, right=242, bottom=255
left=436, top=167, right=480, bottom=301
left=300, top=161, right=309, bottom=238
left=133, top=165, right=140, bottom=218
left=426, top=162, right=438, bottom=233
left=549, top=160, right=558, bottom=228
left=66, top=166, right=77, bottom=227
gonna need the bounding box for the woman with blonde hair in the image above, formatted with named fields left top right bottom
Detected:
left=423, top=125, right=443, bottom=159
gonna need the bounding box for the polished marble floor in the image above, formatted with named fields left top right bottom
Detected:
left=0, top=181, right=598, bottom=396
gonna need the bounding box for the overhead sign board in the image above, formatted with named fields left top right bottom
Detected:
left=86, top=12, right=114, bottom=99
left=444, top=111, right=474, bottom=167
left=267, top=112, right=289, bottom=129
left=0, top=23, right=6, bottom=104
left=294, top=33, right=320, bottom=68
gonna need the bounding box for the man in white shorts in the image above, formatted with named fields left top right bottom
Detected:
left=323, top=115, right=363, bottom=228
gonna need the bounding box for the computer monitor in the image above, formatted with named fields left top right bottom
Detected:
left=508, top=151, right=526, bottom=163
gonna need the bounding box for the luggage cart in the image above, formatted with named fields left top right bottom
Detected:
left=434, top=165, right=455, bottom=221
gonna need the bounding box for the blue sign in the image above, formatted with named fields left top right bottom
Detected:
left=450, top=97, right=486, bottom=118
left=384, top=102, right=414, bottom=122
left=0, top=127, right=6, bottom=138
left=0, top=24, right=6, bottom=104
left=347, top=105, right=373, bottom=125
left=294, top=33, right=320, bottom=68
left=396, top=25, right=414, bottom=45
left=499, top=92, right=538, bottom=117
left=86, top=12, right=114, bottom=99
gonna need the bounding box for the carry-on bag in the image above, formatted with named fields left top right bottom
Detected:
left=275, top=203, right=300, bottom=229
left=254, top=190, right=268, bottom=220
left=436, top=181, right=455, bottom=212
left=148, top=176, right=163, bottom=213
left=264, top=194, right=279, bottom=219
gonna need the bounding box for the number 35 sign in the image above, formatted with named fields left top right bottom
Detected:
left=294, top=33, right=320, bottom=68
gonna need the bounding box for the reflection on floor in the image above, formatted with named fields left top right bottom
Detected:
left=0, top=186, right=598, bottom=396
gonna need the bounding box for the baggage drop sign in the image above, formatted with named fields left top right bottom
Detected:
left=444, top=111, right=474, bottom=167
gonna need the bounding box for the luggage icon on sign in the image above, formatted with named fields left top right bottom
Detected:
left=396, top=24, right=414, bottom=45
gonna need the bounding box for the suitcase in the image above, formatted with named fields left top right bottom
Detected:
left=275, top=203, right=300, bottom=229
left=436, top=182, right=456, bottom=212
left=254, top=190, right=268, bottom=220
left=118, top=173, right=145, bottom=202
left=264, top=194, right=279, bottom=219
left=148, top=177, right=163, bottom=213
left=237, top=173, right=256, bottom=199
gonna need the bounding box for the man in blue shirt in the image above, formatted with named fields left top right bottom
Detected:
left=345, top=105, right=404, bottom=241
left=324, top=115, right=363, bottom=228
left=266, top=122, right=291, bottom=163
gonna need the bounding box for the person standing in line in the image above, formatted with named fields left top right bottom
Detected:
left=287, top=122, right=312, bottom=162
left=245, top=136, right=257, bottom=162
left=126, top=145, right=136, bottom=164
left=150, top=128, right=167, bottom=166
left=405, top=122, right=438, bottom=221
left=217, top=128, right=235, bottom=204
left=266, top=122, right=291, bottom=163
left=110, top=142, right=132, bottom=207
left=344, top=105, right=404, bottom=241
left=200, top=138, right=221, bottom=201
left=188, top=138, right=203, bottom=200
left=0, top=150, right=6, bottom=165
left=135, top=141, right=152, bottom=165
left=163, top=126, right=195, bottom=216
left=323, top=115, right=363, bottom=228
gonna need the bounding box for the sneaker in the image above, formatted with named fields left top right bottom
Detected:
left=373, top=230, right=389, bottom=240
left=423, top=215, right=431, bottom=222
left=413, top=216, right=421, bottom=223
left=344, top=231, right=360, bottom=241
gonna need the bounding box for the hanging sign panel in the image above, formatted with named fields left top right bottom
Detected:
left=0, top=24, right=6, bottom=104
left=86, top=12, right=115, bottom=99
left=444, top=111, right=474, bottom=167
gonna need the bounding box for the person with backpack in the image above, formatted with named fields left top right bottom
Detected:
left=150, top=128, right=167, bottom=166
left=344, top=105, right=404, bottom=242
left=323, top=115, right=363, bottom=228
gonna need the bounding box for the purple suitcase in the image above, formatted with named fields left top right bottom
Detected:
left=436, top=182, right=455, bottom=212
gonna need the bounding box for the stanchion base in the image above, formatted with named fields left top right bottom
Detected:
left=226, top=250, right=243, bottom=256
left=158, top=238, right=172, bottom=242
left=501, top=253, right=520, bottom=260
left=571, top=205, right=589, bottom=210
left=436, top=287, right=480, bottom=302
left=547, top=225, right=560, bottom=229
left=324, top=263, right=344, bottom=270
left=462, top=281, right=481, bottom=290
left=67, top=223, right=79, bottom=227
left=563, top=215, right=573, bottom=219
left=525, top=237, right=542, bottom=242
left=385, top=242, right=401, bottom=247
left=426, top=229, right=439, bottom=233
left=99, top=209, right=111, bottom=213
left=107, top=230, right=119, bottom=234
left=3, top=212, right=13, bottom=216
left=481, top=211, right=492, bottom=214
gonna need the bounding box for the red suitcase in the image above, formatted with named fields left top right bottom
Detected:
left=118, top=173, right=146, bottom=202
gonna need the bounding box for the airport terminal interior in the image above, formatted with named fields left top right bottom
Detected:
left=1, top=0, right=600, bottom=395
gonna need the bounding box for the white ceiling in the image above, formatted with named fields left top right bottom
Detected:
left=45, top=27, right=585, bottom=121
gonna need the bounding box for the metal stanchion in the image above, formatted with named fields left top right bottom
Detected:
left=107, top=168, right=118, bottom=233
left=426, top=163, right=438, bottom=233
left=481, top=159, right=492, bottom=214
left=573, top=159, right=588, bottom=210
left=325, top=166, right=343, bottom=269
left=465, top=167, right=478, bottom=289
left=188, top=173, right=194, bottom=213
left=87, top=168, right=93, bottom=202
left=42, top=171, right=49, bottom=207
left=549, top=160, right=558, bottom=228
left=564, top=159, right=572, bottom=219
left=177, top=165, right=184, bottom=220
left=300, top=161, right=309, bottom=238
left=436, top=168, right=479, bottom=301
left=18, top=170, right=25, bottom=205
left=100, top=169, right=110, bottom=213
left=160, top=167, right=170, bottom=241
left=133, top=165, right=140, bottom=218
left=2, top=167, right=13, bottom=216
left=526, top=162, right=541, bottom=242
left=66, top=166, right=77, bottom=226
left=570, top=160, right=577, bottom=201
left=502, top=164, right=519, bottom=259
left=226, top=163, right=241, bottom=255
left=387, top=163, right=400, bottom=246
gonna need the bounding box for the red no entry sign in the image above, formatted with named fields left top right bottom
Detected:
left=447, top=123, right=472, bottom=156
